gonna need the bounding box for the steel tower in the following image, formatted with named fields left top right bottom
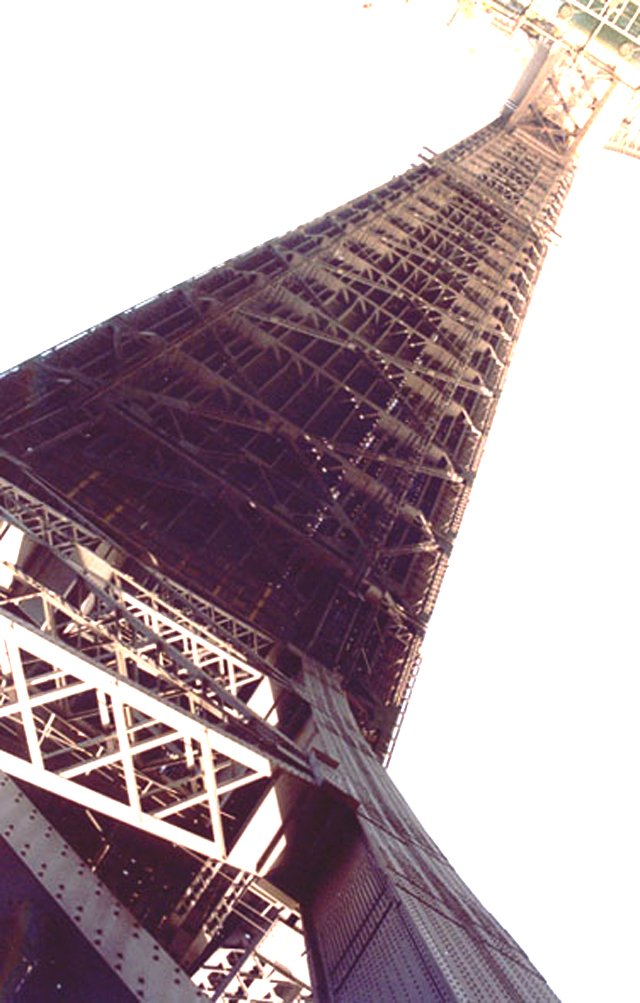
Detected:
left=0, top=45, right=614, bottom=1002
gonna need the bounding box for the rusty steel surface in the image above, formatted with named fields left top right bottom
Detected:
left=0, top=45, right=615, bottom=1002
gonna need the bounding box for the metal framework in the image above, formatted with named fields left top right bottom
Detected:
left=0, top=44, right=615, bottom=1002
left=0, top=478, right=313, bottom=860
left=558, top=0, right=640, bottom=56
left=606, top=88, right=640, bottom=153
left=0, top=773, right=203, bottom=1002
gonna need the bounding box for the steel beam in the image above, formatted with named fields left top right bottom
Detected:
left=0, top=773, right=204, bottom=1002
left=0, top=44, right=617, bottom=1001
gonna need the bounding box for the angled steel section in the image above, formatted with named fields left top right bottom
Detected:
left=0, top=774, right=203, bottom=1002
left=0, top=125, right=568, bottom=757
left=507, top=45, right=617, bottom=154
left=0, top=45, right=616, bottom=1002
left=0, top=485, right=313, bottom=862
left=0, top=612, right=266, bottom=859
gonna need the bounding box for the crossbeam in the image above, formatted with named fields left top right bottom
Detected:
left=0, top=488, right=314, bottom=862
left=0, top=612, right=262, bottom=859
left=0, top=471, right=278, bottom=667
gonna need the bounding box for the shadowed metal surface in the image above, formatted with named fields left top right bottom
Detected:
left=0, top=44, right=614, bottom=1002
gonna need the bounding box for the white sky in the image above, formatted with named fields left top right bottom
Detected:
left=1, top=2, right=638, bottom=1001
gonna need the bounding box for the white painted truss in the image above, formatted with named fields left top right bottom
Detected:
left=0, top=482, right=313, bottom=864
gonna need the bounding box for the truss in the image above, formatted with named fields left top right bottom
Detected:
left=0, top=109, right=575, bottom=757
left=0, top=481, right=312, bottom=862
left=0, top=42, right=617, bottom=1002
left=509, top=45, right=616, bottom=155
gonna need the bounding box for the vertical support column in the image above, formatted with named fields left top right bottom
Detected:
left=303, top=817, right=456, bottom=1003
left=288, top=665, right=560, bottom=1003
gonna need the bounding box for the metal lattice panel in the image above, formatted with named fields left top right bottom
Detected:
left=0, top=480, right=312, bottom=860
left=0, top=44, right=615, bottom=1003
left=0, top=114, right=578, bottom=758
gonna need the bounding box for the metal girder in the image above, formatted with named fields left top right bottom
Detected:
left=0, top=520, right=310, bottom=774
left=313, top=241, right=507, bottom=376
left=0, top=489, right=314, bottom=862
left=339, top=215, right=530, bottom=340
left=231, top=308, right=419, bottom=447
left=194, top=945, right=312, bottom=1002
left=0, top=46, right=619, bottom=1003
left=0, top=67, right=595, bottom=760
left=229, top=308, right=464, bottom=490
left=412, top=165, right=540, bottom=243
left=234, top=288, right=472, bottom=476
left=0, top=481, right=293, bottom=706
left=0, top=612, right=263, bottom=859
left=157, top=336, right=371, bottom=556
left=509, top=47, right=616, bottom=155
left=401, top=180, right=531, bottom=270
left=30, top=359, right=362, bottom=575
left=0, top=774, right=206, bottom=1002
left=0, top=474, right=277, bottom=669
left=164, top=860, right=313, bottom=1000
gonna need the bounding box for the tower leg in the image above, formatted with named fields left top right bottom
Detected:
left=303, top=817, right=456, bottom=1002
left=282, top=668, right=559, bottom=1002
left=0, top=775, right=201, bottom=1002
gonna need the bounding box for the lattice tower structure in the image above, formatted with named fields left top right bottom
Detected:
left=0, top=46, right=614, bottom=1002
